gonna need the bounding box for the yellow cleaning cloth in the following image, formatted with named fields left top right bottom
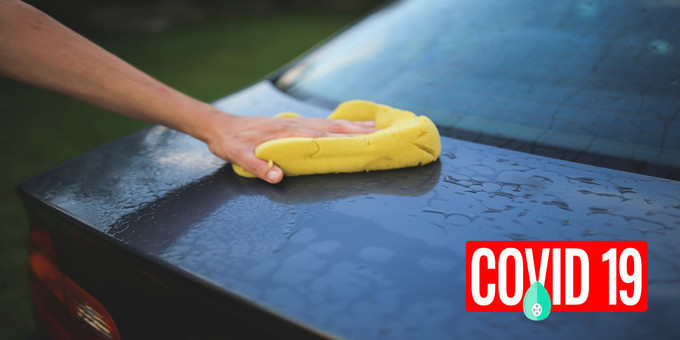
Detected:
left=232, top=100, right=441, bottom=178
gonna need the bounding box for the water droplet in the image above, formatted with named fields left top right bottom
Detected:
left=649, top=40, right=673, bottom=55
left=523, top=281, right=551, bottom=321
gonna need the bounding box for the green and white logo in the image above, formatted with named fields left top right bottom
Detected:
left=522, top=281, right=551, bottom=321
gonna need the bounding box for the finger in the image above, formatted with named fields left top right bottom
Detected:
left=265, top=166, right=283, bottom=184
left=332, top=120, right=378, bottom=134
left=262, top=127, right=352, bottom=140
left=235, top=149, right=283, bottom=184
left=350, top=120, right=376, bottom=127
left=310, top=119, right=377, bottom=134
left=306, top=130, right=358, bottom=138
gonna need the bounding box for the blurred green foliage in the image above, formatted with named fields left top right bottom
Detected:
left=0, top=9, right=368, bottom=339
left=24, top=0, right=383, bottom=36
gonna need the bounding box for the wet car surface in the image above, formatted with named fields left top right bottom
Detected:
left=19, top=0, right=680, bottom=338
left=20, top=81, right=680, bottom=339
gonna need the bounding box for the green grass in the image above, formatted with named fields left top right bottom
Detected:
left=0, top=11, right=361, bottom=339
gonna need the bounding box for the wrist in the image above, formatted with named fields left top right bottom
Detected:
left=188, top=104, right=233, bottom=145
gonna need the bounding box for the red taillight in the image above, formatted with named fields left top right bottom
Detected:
left=29, top=228, right=121, bottom=340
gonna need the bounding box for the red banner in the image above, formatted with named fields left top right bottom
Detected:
left=466, top=241, right=647, bottom=312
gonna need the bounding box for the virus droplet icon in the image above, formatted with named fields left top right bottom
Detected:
left=523, top=281, right=551, bottom=321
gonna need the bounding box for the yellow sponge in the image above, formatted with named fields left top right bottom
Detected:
left=232, top=100, right=441, bottom=178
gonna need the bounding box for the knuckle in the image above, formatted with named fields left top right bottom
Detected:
left=315, top=131, right=330, bottom=138
left=330, top=121, right=346, bottom=131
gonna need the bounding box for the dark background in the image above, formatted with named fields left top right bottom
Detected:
left=0, top=1, right=382, bottom=338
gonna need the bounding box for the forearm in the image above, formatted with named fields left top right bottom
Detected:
left=0, top=0, right=376, bottom=183
left=0, top=0, right=219, bottom=141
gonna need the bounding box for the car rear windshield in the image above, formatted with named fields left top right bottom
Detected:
left=277, top=0, right=680, bottom=179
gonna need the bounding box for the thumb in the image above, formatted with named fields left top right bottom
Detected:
left=235, top=151, right=284, bottom=184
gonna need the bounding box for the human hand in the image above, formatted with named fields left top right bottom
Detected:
left=200, top=110, right=377, bottom=184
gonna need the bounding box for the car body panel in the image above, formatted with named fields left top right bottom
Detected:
left=19, top=80, right=680, bottom=339
left=279, top=0, right=680, bottom=180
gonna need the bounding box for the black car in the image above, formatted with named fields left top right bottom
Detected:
left=19, top=0, right=680, bottom=338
